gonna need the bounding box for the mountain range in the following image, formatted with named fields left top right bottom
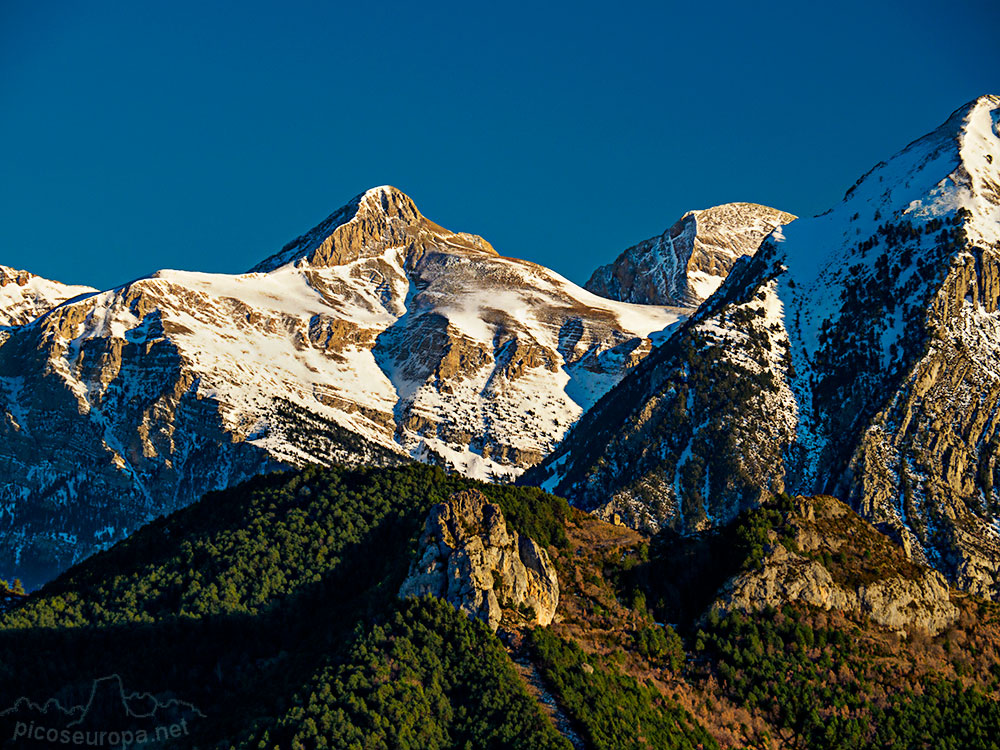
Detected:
left=2, top=94, right=999, bottom=604
left=3, top=94, right=1000, bottom=750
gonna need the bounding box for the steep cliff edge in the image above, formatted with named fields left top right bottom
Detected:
left=399, top=489, right=559, bottom=631
left=585, top=202, right=794, bottom=306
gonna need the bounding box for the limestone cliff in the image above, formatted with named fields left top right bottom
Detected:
left=712, top=496, right=959, bottom=635
left=399, top=489, right=559, bottom=631
left=585, top=202, right=794, bottom=307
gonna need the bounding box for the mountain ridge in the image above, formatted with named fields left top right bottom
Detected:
left=526, top=93, right=1000, bottom=598
left=585, top=202, right=794, bottom=306
left=0, top=265, right=96, bottom=328
left=3, top=463, right=999, bottom=749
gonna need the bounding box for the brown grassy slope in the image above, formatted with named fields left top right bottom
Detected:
left=520, top=499, right=1000, bottom=749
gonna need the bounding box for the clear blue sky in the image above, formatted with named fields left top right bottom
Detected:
left=2, top=0, right=998, bottom=290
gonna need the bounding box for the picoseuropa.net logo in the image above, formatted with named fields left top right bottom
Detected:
left=1, top=674, right=204, bottom=749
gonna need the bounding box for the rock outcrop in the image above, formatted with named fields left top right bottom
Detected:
left=585, top=203, right=794, bottom=307
left=399, top=490, right=559, bottom=631
left=715, top=543, right=958, bottom=635
left=711, top=496, right=960, bottom=635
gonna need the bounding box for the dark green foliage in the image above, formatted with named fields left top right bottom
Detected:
left=732, top=493, right=796, bottom=571
left=699, top=606, right=1000, bottom=750
left=530, top=628, right=718, bottom=750
left=698, top=606, right=867, bottom=748
left=632, top=624, right=684, bottom=672
left=872, top=680, right=1000, bottom=750
left=610, top=494, right=795, bottom=629
left=6, top=458, right=997, bottom=749
left=609, top=495, right=1000, bottom=748
left=808, top=219, right=967, bottom=489
left=271, top=397, right=411, bottom=468
left=4, top=465, right=567, bottom=629
left=245, top=597, right=569, bottom=750
left=483, top=484, right=570, bottom=550
left=611, top=492, right=923, bottom=632
left=0, top=578, right=25, bottom=596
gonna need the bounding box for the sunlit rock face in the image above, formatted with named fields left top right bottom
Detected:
left=585, top=202, right=794, bottom=307
left=0, top=265, right=95, bottom=328
left=399, top=489, right=559, bottom=631
left=710, top=496, right=959, bottom=635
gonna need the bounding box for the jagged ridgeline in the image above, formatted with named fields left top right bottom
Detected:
left=3, top=463, right=1000, bottom=749
left=527, top=94, right=1000, bottom=599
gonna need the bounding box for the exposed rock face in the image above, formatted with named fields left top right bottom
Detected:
left=712, top=496, right=959, bottom=635
left=251, top=188, right=495, bottom=273
left=0, top=265, right=95, bottom=327
left=715, top=537, right=959, bottom=636
left=399, top=490, right=559, bottom=631
left=527, top=95, right=1000, bottom=599
left=0, top=186, right=684, bottom=589
left=585, top=203, right=794, bottom=307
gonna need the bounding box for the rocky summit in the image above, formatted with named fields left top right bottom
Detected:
left=585, top=202, right=794, bottom=307
left=399, top=489, right=559, bottom=631
left=711, top=495, right=959, bottom=635
left=527, top=94, right=1000, bottom=599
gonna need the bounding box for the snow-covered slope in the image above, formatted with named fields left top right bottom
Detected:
left=585, top=203, right=794, bottom=306
left=526, top=95, right=1000, bottom=598
left=0, top=266, right=95, bottom=327
left=0, top=186, right=685, bottom=588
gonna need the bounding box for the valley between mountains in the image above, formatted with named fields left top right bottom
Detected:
left=1, top=94, right=1000, bottom=750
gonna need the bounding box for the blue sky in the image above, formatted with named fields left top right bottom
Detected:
left=2, top=0, right=998, bottom=290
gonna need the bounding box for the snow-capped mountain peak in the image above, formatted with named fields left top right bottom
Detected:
left=0, top=188, right=685, bottom=589
left=527, top=94, right=1000, bottom=599
left=585, top=202, right=794, bottom=307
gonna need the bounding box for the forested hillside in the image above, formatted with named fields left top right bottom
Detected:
left=2, top=466, right=999, bottom=749
left=0, top=465, right=572, bottom=748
